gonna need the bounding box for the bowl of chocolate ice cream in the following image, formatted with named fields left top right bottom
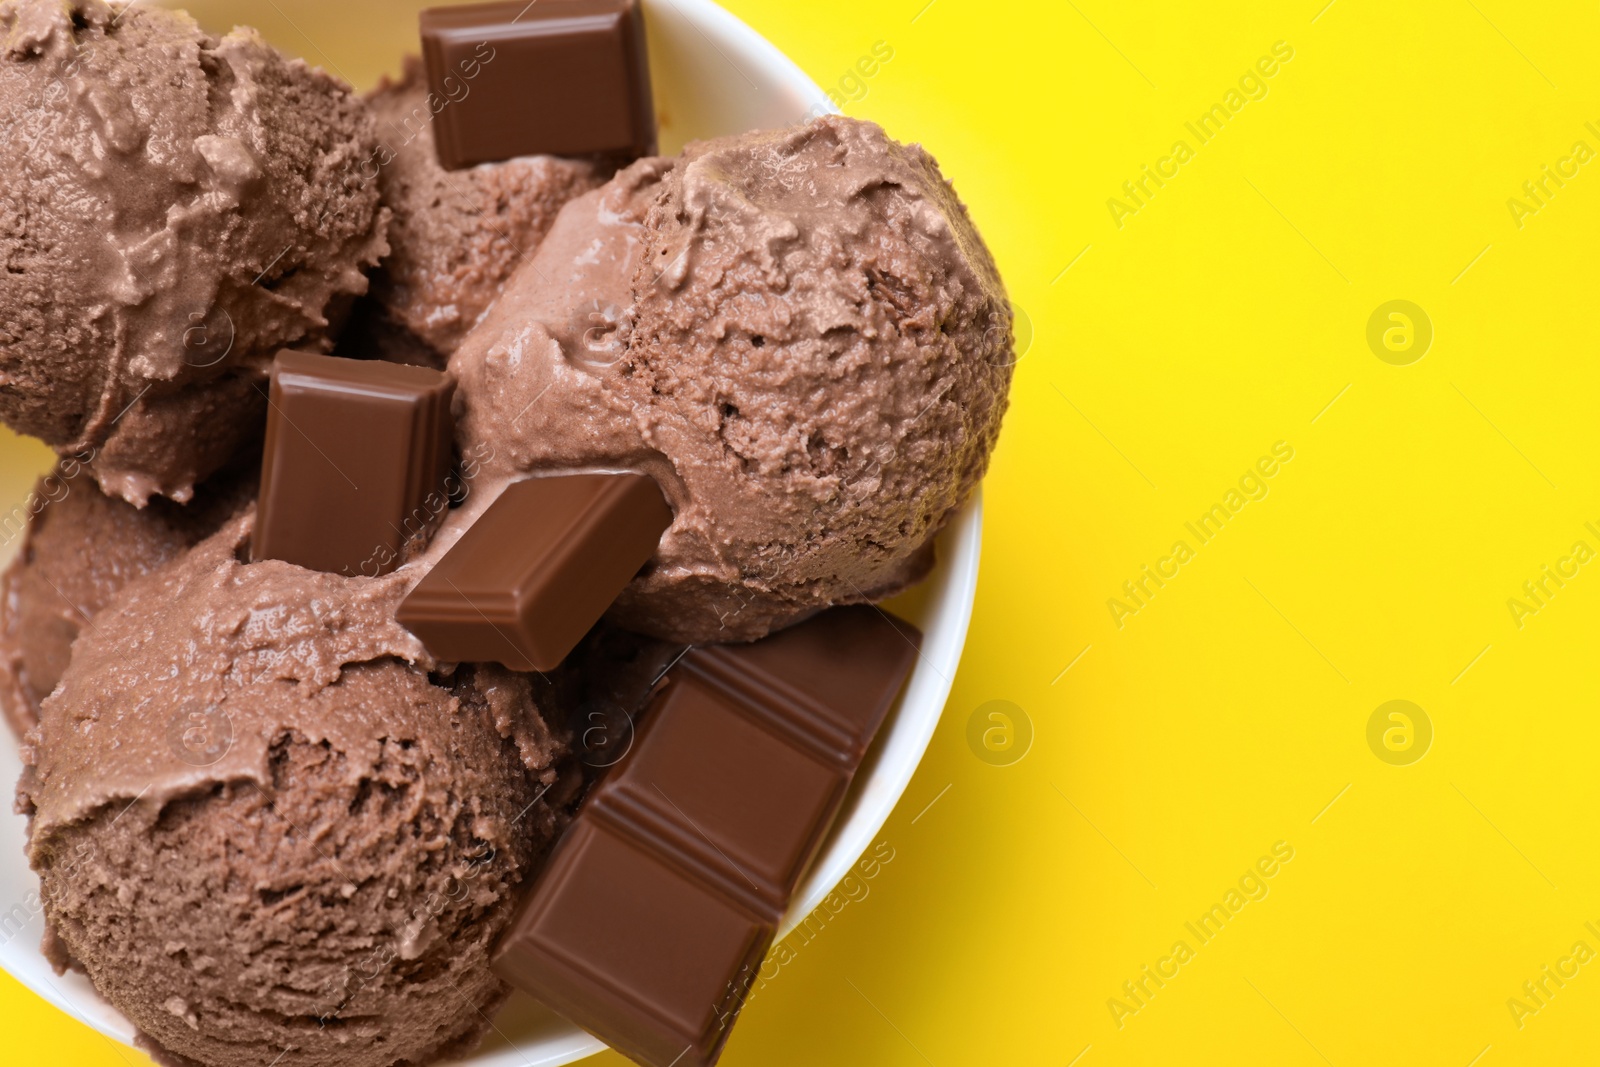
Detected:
left=0, top=1, right=1000, bottom=1065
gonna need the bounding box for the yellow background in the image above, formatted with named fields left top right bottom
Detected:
left=5, top=0, right=1600, bottom=1064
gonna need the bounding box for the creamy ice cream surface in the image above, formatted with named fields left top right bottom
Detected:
left=0, top=0, right=389, bottom=504
left=19, top=513, right=574, bottom=1067
left=353, top=56, right=609, bottom=365
left=451, top=115, right=1013, bottom=642
left=0, top=457, right=256, bottom=738
left=0, top=8, right=1018, bottom=1061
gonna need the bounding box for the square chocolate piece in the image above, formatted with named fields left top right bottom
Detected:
left=491, top=608, right=920, bottom=1067
left=580, top=606, right=921, bottom=919
left=421, top=0, right=657, bottom=169
left=397, top=473, right=672, bottom=671
left=587, top=670, right=852, bottom=918
left=688, top=604, right=924, bottom=766
left=254, top=351, right=455, bottom=577
left=493, top=819, right=771, bottom=1067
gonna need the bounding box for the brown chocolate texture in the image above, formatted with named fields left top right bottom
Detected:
left=0, top=0, right=390, bottom=504
left=18, top=514, right=574, bottom=1067
left=449, top=116, right=1014, bottom=643
left=0, top=457, right=256, bottom=738
left=356, top=56, right=608, bottom=365
left=420, top=0, right=656, bottom=169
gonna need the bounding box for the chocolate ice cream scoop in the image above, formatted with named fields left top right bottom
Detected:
left=18, top=514, right=574, bottom=1067
left=0, top=457, right=255, bottom=738
left=0, top=0, right=390, bottom=505
left=350, top=56, right=610, bottom=366
left=449, top=115, right=1013, bottom=642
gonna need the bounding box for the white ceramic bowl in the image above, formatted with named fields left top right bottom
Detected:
left=0, top=2, right=982, bottom=1063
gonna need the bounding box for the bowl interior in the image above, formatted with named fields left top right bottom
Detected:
left=0, top=3, right=981, bottom=1064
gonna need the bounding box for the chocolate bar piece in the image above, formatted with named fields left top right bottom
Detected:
left=254, top=351, right=455, bottom=577
left=421, top=0, right=656, bottom=170
left=497, top=819, right=772, bottom=1067
left=493, top=606, right=921, bottom=1067
left=398, top=473, right=671, bottom=671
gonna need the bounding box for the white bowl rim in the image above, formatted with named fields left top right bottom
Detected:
left=0, top=2, right=984, bottom=1064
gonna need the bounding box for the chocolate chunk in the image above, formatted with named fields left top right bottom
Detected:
left=254, top=351, right=455, bottom=577
left=495, top=819, right=772, bottom=1067
left=398, top=473, right=671, bottom=671
left=492, top=606, right=920, bottom=1067
left=421, top=0, right=656, bottom=170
